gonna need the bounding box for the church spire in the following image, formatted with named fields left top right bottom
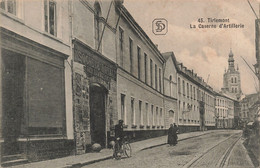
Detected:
left=228, top=48, right=235, bottom=71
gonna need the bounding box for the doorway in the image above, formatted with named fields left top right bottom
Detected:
left=89, top=83, right=107, bottom=147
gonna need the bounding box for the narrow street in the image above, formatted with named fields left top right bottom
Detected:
left=84, top=130, right=253, bottom=168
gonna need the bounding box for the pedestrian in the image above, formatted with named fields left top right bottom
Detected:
left=114, top=120, right=124, bottom=158
left=173, top=123, right=179, bottom=145
left=167, top=124, right=175, bottom=146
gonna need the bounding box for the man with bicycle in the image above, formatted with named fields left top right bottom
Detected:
left=114, top=119, right=124, bottom=158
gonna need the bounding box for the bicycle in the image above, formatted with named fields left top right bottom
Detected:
left=113, top=136, right=132, bottom=160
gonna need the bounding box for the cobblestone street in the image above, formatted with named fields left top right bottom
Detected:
left=84, top=130, right=253, bottom=168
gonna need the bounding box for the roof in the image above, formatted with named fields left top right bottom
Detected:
left=241, top=93, right=258, bottom=102
left=162, top=52, right=179, bottom=72
left=217, top=92, right=238, bottom=102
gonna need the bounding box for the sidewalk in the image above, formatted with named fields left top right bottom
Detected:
left=227, top=138, right=255, bottom=168
left=10, top=130, right=221, bottom=168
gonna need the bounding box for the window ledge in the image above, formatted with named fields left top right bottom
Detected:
left=131, top=125, right=137, bottom=128
left=1, top=9, right=24, bottom=24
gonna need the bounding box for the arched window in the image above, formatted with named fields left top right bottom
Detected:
left=94, top=2, right=102, bottom=51
left=168, top=110, right=175, bottom=125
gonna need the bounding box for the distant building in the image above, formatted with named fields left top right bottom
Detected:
left=240, top=93, right=258, bottom=123
left=215, top=93, right=235, bottom=129
left=221, top=50, right=242, bottom=100
left=176, top=62, right=215, bottom=132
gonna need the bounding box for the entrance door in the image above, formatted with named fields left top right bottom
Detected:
left=89, top=84, right=107, bottom=147
left=2, top=49, right=25, bottom=155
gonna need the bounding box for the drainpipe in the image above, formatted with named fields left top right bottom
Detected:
left=68, top=0, right=76, bottom=154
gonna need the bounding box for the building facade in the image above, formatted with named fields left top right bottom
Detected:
left=162, top=52, right=178, bottom=128
left=71, top=0, right=118, bottom=154
left=115, top=4, right=167, bottom=140
left=240, top=93, right=258, bottom=124
left=215, top=94, right=235, bottom=129
left=176, top=63, right=215, bottom=132
left=0, top=0, right=74, bottom=163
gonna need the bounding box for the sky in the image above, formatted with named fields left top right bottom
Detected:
left=124, top=0, right=260, bottom=95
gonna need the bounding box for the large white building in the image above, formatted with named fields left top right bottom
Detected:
left=176, top=63, right=215, bottom=131
left=115, top=4, right=167, bottom=140
left=215, top=93, right=235, bottom=128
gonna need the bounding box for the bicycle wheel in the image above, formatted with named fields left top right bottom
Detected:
left=113, top=142, right=121, bottom=160
left=124, top=142, right=132, bottom=158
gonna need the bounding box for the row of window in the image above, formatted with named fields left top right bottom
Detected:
left=179, top=119, right=200, bottom=124
left=121, top=94, right=164, bottom=127
left=216, top=108, right=228, bottom=118
left=179, top=119, right=215, bottom=125
left=216, top=98, right=234, bottom=108
left=178, top=100, right=214, bottom=122
left=119, top=27, right=162, bottom=93
left=177, top=77, right=215, bottom=107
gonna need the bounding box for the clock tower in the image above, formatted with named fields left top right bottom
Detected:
left=221, top=49, right=242, bottom=100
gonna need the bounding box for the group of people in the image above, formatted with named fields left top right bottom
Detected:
left=113, top=119, right=179, bottom=158
left=167, top=123, right=179, bottom=146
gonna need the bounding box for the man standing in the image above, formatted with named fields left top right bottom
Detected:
left=114, top=120, right=124, bottom=157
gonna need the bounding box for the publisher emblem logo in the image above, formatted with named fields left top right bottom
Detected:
left=153, top=18, right=168, bottom=35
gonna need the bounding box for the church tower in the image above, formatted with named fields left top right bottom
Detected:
left=221, top=49, right=242, bottom=100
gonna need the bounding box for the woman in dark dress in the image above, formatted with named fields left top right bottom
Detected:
left=173, top=123, right=179, bottom=145
left=168, top=124, right=174, bottom=146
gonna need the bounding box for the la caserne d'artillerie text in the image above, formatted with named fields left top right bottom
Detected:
left=190, top=18, right=245, bottom=29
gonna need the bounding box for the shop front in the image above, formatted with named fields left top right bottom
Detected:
left=0, top=28, right=72, bottom=163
